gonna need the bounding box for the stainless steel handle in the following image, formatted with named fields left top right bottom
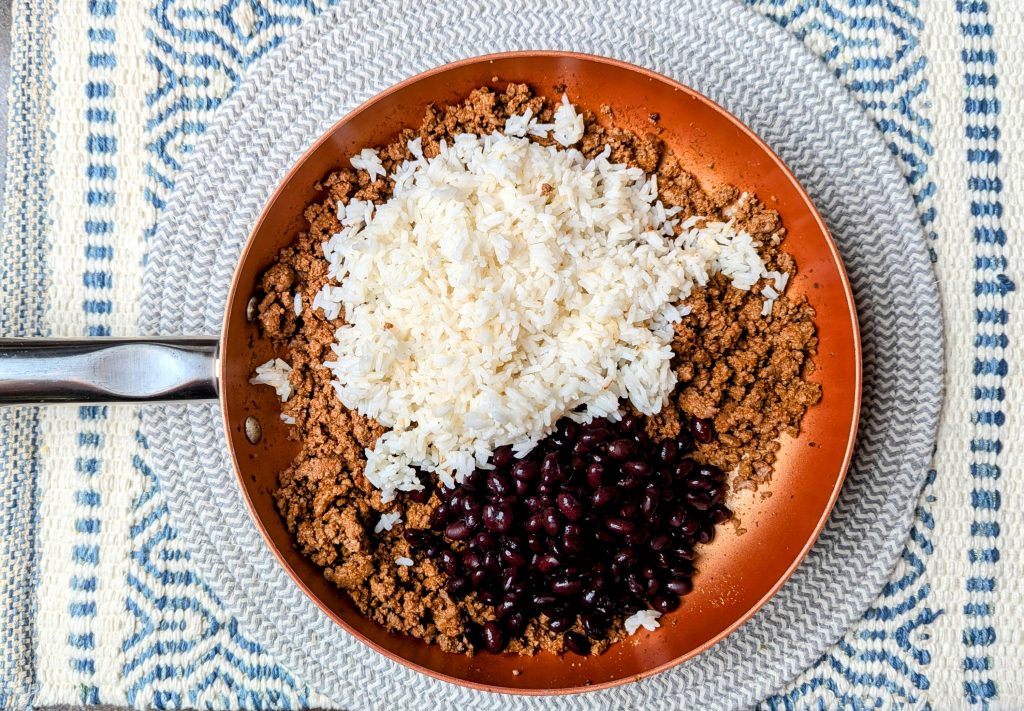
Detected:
left=0, top=337, right=220, bottom=405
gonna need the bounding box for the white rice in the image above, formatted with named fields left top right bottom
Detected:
left=624, top=609, right=662, bottom=635
left=350, top=147, right=386, bottom=182
left=293, top=292, right=302, bottom=317
left=374, top=511, right=402, bottom=533
left=280, top=413, right=296, bottom=425
left=250, top=358, right=293, bottom=402
left=504, top=94, right=585, bottom=146
left=318, top=115, right=771, bottom=502
left=395, top=556, right=414, bottom=567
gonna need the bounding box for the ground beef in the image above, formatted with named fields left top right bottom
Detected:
left=256, top=84, right=820, bottom=655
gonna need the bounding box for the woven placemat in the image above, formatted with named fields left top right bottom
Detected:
left=139, top=0, right=942, bottom=708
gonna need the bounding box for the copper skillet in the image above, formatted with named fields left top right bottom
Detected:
left=0, top=52, right=860, bottom=694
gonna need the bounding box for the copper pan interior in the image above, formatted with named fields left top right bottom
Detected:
left=219, top=52, right=860, bottom=694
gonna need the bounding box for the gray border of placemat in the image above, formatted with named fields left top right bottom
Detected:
left=139, top=1, right=943, bottom=709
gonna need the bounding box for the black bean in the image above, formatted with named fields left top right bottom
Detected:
left=502, top=542, right=528, bottom=568
left=674, top=459, right=696, bottom=479
left=641, top=490, right=659, bottom=517
left=606, top=518, right=636, bottom=535
left=505, top=612, right=527, bottom=635
left=526, top=534, right=546, bottom=552
left=560, top=419, right=580, bottom=440
left=709, top=504, right=732, bottom=524
left=691, top=416, right=715, bottom=444
left=623, top=460, right=652, bottom=477
left=652, top=594, right=681, bottom=613
left=511, top=460, right=539, bottom=482
left=542, top=507, right=562, bottom=537
left=676, top=430, right=694, bottom=453
left=619, top=414, right=642, bottom=434
left=649, top=533, right=672, bottom=551
left=472, top=531, right=495, bottom=550
left=623, top=529, right=649, bottom=546
left=541, top=452, right=559, bottom=479
left=658, top=439, right=679, bottom=464
left=501, top=568, right=520, bottom=591
left=445, top=521, right=471, bottom=541
left=533, top=593, right=558, bottom=609
left=506, top=581, right=528, bottom=602
left=592, top=486, right=619, bottom=509
left=447, top=576, right=469, bottom=598
left=666, top=578, right=693, bottom=596
left=548, top=616, right=573, bottom=633
left=564, top=522, right=584, bottom=538
left=483, top=503, right=513, bottom=533
left=564, top=631, right=591, bottom=655
left=440, top=549, right=459, bottom=576
left=565, top=635, right=589, bottom=655
left=409, top=486, right=431, bottom=504
left=464, top=511, right=482, bottom=531
left=581, top=611, right=608, bottom=636
left=608, top=438, right=636, bottom=461
left=492, top=446, right=514, bottom=469
left=428, top=503, right=448, bottom=529
left=525, top=495, right=548, bottom=512
left=613, top=548, right=638, bottom=567
left=685, top=492, right=711, bottom=511
left=561, top=533, right=586, bottom=556
left=685, top=476, right=714, bottom=491
left=626, top=574, right=646, bottom=597
left=536, top=553, right=562, bottom=573
left=479, top=589, right=499, bottom=606
left=668, top=508, right=687, bottom=528
left=464, top=547, right=485, bottom=569
left=619, top=501, right=640, bottom=519
left=556, top=492, right=583, bottom=522
left=487, top=472, right=513, bottom=496
left=581, top=585, right=601, bottom=607
left=470, top=569, right=489, bottom=589
left=580, top=429, right=610, bottom=449
left=698, top=464, right=723, bottom=480
left=495, top=599, right=516, bottom=620
left=552, top=577, right=584, bottom=596
left=481, top=621, right=506, bottom=653
left=465, top=470, right=485, bottom=491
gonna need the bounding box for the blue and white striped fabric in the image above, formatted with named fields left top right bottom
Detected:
left=0, top=1, right=1020, bottom=709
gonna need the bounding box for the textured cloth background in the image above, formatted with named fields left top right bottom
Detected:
left=0, top=1, right=1020, bottom=709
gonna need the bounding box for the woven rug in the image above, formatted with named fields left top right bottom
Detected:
left=1, top=1, right=1020, bottom=709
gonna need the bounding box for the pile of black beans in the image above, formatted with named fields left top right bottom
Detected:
left=405, top=413, right=730, bottom=654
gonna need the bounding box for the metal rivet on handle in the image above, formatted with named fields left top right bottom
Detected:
left=244, top=416, right=262, bottom=444
left=246, top=296, right=258, bottom=322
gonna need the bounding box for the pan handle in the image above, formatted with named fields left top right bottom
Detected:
left=0, top=337, right=220, bottom=405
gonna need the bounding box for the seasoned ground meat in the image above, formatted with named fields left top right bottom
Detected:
left=257, top=84, right=820, bottom=655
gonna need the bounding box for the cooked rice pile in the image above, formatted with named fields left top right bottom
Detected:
left=307, top=106, right=771, bottom=501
